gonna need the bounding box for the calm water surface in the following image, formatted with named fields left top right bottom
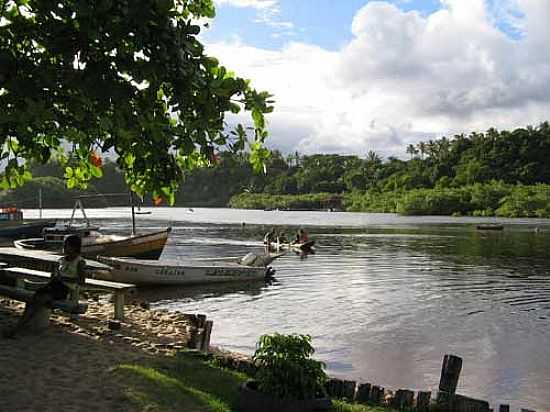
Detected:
left=25, top=208, right=550, bottom=410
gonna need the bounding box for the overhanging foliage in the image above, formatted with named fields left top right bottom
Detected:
left=0, top=0, right=273, bottom=203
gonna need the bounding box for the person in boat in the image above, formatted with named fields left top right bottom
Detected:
left=277, top=232, right=289, bottom=244
left=292, top=228, right=309, bottom=244
left=263, top=227, right=276, bottom=244
left=3, top=235, right=85, bottom=338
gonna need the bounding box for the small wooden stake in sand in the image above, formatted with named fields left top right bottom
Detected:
left=26, top=305, right=51, bottom=331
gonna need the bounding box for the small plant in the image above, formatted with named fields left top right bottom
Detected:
left=252, top=333, right=327, bottom=400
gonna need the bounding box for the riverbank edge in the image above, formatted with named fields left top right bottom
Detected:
left=0, top=297, right=392, bottom=412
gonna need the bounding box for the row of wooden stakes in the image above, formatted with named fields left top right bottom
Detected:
left=179, top=320, right=537, bottom=412
left=324, top=354, right=536, bottom=412
left=210, top=350, right=537, bottom=412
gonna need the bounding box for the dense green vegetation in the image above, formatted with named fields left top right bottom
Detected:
left=231, top=122, right=550, bottom=217
left=3, top=123, right=550, bottom=217
left=344, top=183, right=550, bottom=217
left=115, top=351, right=392, bottom=412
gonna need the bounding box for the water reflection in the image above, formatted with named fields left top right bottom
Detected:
left=14, top=211, right=550, bottom=410
left=148, top=223, right=550, bottom=411
left=134, top=279, right=275, bottom=305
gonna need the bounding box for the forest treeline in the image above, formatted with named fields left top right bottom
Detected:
left=2, top=122, right=550, bottom=217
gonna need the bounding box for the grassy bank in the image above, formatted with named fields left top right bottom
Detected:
left=115, top=351, right=392, bottom=412
left=229, top=182, right=550, bottom=218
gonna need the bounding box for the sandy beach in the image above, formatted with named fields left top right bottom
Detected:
left=0, top=297, right=200, bottom=412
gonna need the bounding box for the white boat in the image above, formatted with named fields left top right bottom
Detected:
left=96, top=256, right=274, bottom=286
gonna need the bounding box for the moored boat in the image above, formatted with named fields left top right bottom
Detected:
left=0, top=208, right=56, bottom=239
left=96, top=256, right=273, bottom=286
left=14, top=225, right=171, bottom=259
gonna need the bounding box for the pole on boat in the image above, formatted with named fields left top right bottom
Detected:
left=129, top=192, right=136, bottom=236
left=38, top=188, right=42, bottom=219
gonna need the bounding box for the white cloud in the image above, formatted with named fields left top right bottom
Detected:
left=207, top=0, right=550, bottom=158
left=214, top=0, right=294, bottom=35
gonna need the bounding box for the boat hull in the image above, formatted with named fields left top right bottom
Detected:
left=0, top=220, right=56, bottom=239
left=476, top=225, right=504, bottom=231
left=14, top=229, right=170, bottom=260
left=97, top=256, right=270, bottom=286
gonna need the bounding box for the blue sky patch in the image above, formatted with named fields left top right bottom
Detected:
left=204, top=0, right=522, bottom=50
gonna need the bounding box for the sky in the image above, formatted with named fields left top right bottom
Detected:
left=202, top=0, right=550, bottom=158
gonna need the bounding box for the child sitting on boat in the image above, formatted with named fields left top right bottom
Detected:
left=3, top=235, right=85, bottom=338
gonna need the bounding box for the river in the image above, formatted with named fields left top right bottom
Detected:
left=24, top=208, right=550, bottom=410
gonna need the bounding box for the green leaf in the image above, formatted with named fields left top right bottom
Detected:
left=229, top=103, right=241, bottom=114
left=90, top=164, right=103, bottom=178
left=124, top=152, right=136, bottom=167
left=251, top=109, right=265, bottom=130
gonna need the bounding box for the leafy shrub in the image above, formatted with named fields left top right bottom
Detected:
left=252, top=333, right=327, bottom=400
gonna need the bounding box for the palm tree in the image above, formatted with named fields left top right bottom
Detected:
left=366, top=150, right=382, bottom=165
left=418, top=142, right=426, bottom=159
left=406, top=144, right=418, bottom=159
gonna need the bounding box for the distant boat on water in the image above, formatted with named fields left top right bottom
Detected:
left=476, top=224, right=504, bottom=231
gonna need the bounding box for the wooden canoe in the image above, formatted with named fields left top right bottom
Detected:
left=96, top=256, right=272, bottom=286
left=476, top=224, right=504, bottom=231
left=14, top=228, right=171, bottom=259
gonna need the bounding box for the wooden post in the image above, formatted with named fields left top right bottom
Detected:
left=114, top=292, right=125, bottom=321
left=452, top=394, right=490, bottom=412
left=370, top=385, right=384, bottom=405
left=355, top=383, right=371, bottom=403
left=342, top=380, right=356, bottom=400
left=393, top=389, right=414, bottom=410
left=498, top=405, right=510, bottom=412
left=416, top=391, right=431, bottom=412
left=438, top=354, right=462, bottom=408
left=326, top=378, right=348, bottom=398
left=197, top=314, right=207, bottom=328
left=439, top=354, right=462, bottom=394
left=200, top=320, right=213, bottom=353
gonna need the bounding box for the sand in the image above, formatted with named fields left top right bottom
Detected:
left=0, top=297, right=201, bottom=412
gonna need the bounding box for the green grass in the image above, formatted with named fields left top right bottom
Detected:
left=114, top=351, right=393, bottom=412
left=332, top=400, right=394, bottom=412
